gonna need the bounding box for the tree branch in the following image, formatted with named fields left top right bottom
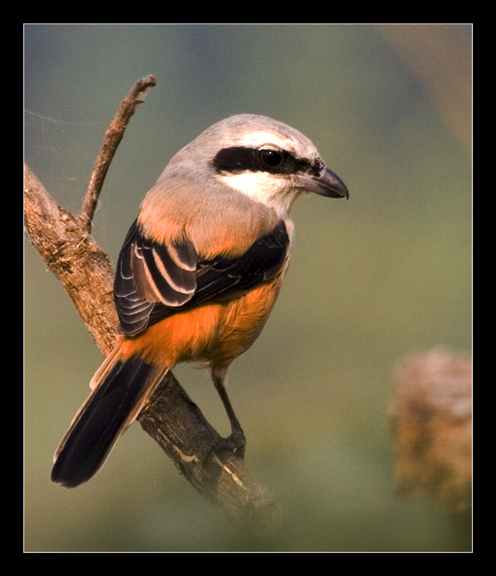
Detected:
left=24, top=77, right=282, bottom=534
left=79, top=74, right=157, bottom=233
left=24, top=164, right=117, bottom=355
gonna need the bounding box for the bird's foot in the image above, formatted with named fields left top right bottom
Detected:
left=204, top=427, right=246, bottom=463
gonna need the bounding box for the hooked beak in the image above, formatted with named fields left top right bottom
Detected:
left=300, top=166, right=349, bottom=200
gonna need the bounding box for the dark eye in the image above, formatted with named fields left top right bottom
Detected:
left=260, top=149, right=283, bottom=168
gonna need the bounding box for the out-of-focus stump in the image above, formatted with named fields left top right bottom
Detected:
left=390, top=349, right=472, bottom=512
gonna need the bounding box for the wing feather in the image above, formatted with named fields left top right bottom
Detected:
left=114, top=219, right=289, bottom=337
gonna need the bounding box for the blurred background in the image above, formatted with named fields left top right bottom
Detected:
left=24, top=24, right=472, bottom=552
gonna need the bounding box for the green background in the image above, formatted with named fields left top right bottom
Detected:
left=24, top=24, right=472, bottom=552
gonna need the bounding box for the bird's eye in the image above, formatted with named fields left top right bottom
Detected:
left=260, top=149, right=283, bottom=168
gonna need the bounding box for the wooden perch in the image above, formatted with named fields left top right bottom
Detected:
left=24, top=76, right=283, bottom=534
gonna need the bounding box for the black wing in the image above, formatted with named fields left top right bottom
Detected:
left=114, top=219, right=289, bottom=337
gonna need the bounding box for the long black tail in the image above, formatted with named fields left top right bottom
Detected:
left=51, top=357, right=167, bottom=488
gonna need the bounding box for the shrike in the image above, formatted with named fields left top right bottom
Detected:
left=51, top=114, right=349, bottom=488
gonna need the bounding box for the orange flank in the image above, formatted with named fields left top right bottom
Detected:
left=119, top=277, right=283, bottom=370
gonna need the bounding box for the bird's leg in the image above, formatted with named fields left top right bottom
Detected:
left=207, top=368, right=246, bottom=460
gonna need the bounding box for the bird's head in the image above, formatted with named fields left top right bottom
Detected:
left=164, top=114, right=349, bottom=216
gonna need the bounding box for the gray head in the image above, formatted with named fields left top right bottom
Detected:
left=161, top=114, right=348, bottom=215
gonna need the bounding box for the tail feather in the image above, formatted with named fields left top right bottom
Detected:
left=51, top=356, right=167, bottom=488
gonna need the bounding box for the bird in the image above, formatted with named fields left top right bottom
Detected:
left=51, top=114, right=349, bottom=488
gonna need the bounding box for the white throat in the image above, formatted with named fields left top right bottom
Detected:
left=217, top=172, right=300, bottom=218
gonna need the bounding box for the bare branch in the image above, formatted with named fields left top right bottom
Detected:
left=24, top=163, right=117, bottom=355
left=78, top=75, right=157, bottom=233
left=140, top=373, right=283, bottom=534
left=24, top=77, right=283, bottom=534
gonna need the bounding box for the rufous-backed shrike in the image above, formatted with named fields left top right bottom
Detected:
left=51, top=114, right=349, bottom=488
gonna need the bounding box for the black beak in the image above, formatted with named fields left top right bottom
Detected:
left=300, top=166, right=349, bottom=199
